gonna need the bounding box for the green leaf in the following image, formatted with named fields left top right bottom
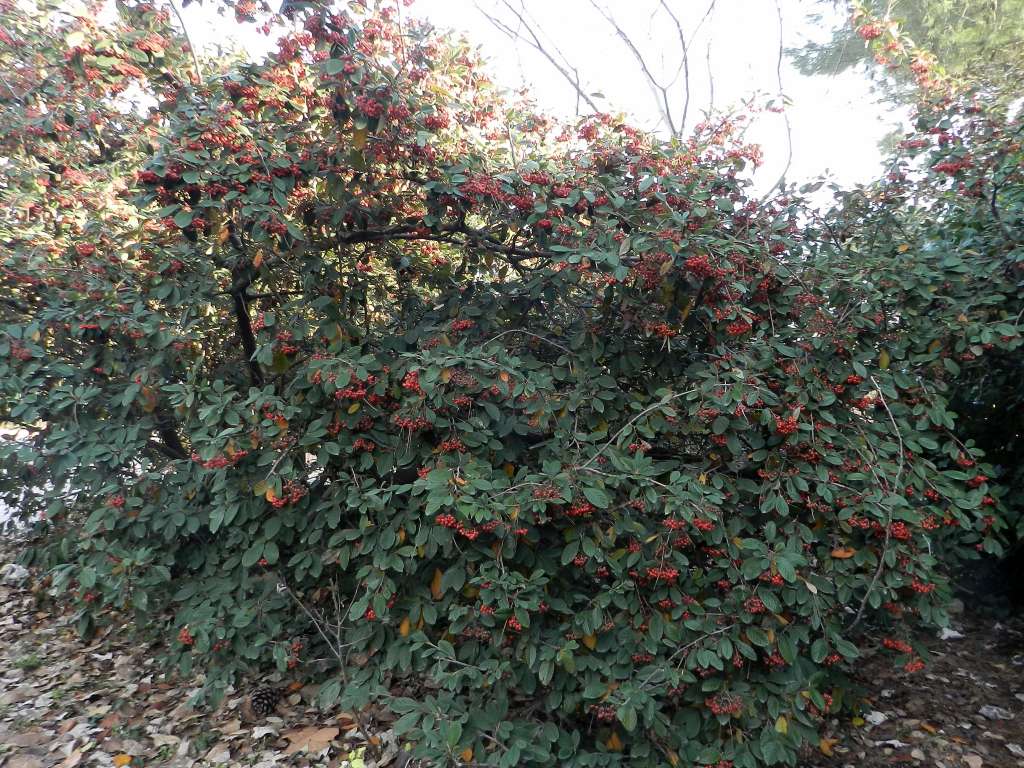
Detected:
left=582, top=485, right=611, bottom=509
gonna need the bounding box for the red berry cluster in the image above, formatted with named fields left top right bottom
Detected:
left=644, top=566, right=679, bottom=583
left=857, top=23, right=883, bottom=40
left=401, top=370, right=422, bottom=394
left=567, top=501, right=595, bottom=518
left=743, top=596, right=765, bottom=614
left=435, top=513, right=480, bottom=541
left=774, top=415, right=799, bottom=435
left=704, top=693, right=743, bottom=716
left=883, top=637, right=912, bottom=654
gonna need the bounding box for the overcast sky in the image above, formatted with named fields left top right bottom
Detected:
left=177, top=0, right=905, bottom=194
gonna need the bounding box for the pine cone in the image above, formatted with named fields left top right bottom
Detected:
left=248, top=686, right=281, bottom=717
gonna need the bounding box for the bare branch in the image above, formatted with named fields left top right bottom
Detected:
left=588, top=0, right=679, bottom=135
left=762, top=0, right=793, bottom=200
left=657, top=1, right=692, bottom=135
left=168, top=0, right=203, bottom=83
left=475, top=1, right=600, bottom=114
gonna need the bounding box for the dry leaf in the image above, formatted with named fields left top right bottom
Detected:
left=283, top=725, right=341, bottom=755
left=112, top=756, right=132, bottom=768
left=831, top=547, right=856, bottom=559
left=431, top=568, right=443, bottom=600
left=819, top=737, right=838, bottom=756
left=582, top=634, right=597, bottom=650
left=605, top=731, right=624, bottom=752
left=62, top=749, right=83, bottom=768
left=459, top=746, right=474, bottom=762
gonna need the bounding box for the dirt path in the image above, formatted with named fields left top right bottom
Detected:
left=1, top=566, right=1022, bottom=768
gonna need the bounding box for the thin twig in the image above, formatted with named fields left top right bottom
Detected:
left=168, top=0, right=203, bottom=83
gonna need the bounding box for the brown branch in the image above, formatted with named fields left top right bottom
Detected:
left=225, top=231, right=265, bottom=387
left=319, top=222, right=556, bottom=263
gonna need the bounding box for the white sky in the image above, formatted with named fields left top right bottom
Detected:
left=178, top=0, right=904, bottom=193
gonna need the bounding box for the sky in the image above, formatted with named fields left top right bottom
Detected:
left=176, top=0, right=905, bottom=194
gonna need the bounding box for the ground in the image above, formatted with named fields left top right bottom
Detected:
left=1, top=558, right=1022, bottom=768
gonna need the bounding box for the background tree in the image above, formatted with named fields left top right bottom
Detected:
left=790, top=0, right=1024, bottom=107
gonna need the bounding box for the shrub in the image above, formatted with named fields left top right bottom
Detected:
left=0, top=2, right=1012, bottom=766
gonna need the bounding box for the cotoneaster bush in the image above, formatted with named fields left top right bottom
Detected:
left=0, top=1, right=1015, bottom=766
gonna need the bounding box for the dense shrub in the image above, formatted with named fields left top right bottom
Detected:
left=0, top=2, right=1016, bottom=766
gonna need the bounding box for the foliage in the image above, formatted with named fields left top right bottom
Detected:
left=790, top=0, right=1024, bottom=106
left=0, top=1, right=1017, bottom=767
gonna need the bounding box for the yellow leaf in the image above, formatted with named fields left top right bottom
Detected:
left=879, top=349, right=890, bottom=369
left=897, top=243, right=910, bottom=253
left=399, top=617, right=411, bottom=637
left=347, top=402, right=361, bottom=414
left=430, top=568, right=443, bottom=600
left=499, top=371, right=510, bottom=383
left=668, top=750, right=680, bottom=766
left=921, top=722, right=937, bottom=734
left=353, top=127, right=369, bottom=150
left=440, top=368, right=452, bottom=383
left=582, top=634, right=597, bottom=650
left=851, top=716, right=865, bottom=727
left=680, top=297, right=693, bottom=322
left=775, top=715, right=788, bottom=734
left=253, top=251, right=263, bottom=268
left=504, top=463, right=515, bottom=478
left=509, top=505, right=519, bottom=521
left=819, top=737, right=838, bottom=756
left=831, top=547, right=856, bottom=559
left=397, top=527, right=406, bottom=544
left=928, top=339, right=942, bottom=353
left=253, top=480, right=269, bottom=497
left=113, top=757, right=132, bottom=768
left=605, top=731, right=624, bottom=752
left=459, top=746, right=474, bottom=763
left=265, top=487, right=278, bottom=503
left=698, top=472, right=707, bottom=484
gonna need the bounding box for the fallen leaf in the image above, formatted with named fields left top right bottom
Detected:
left=62, top=750, right=83, bottom=768
left=112, top=756, right=132, bottom=768
left=819, top=737, right=838, bottom=756
left=283, top=725, right=340, bottom=755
